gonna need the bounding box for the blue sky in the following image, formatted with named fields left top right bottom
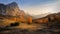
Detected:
left=0, top=0, right=57, bottom=9
left=0, top=0, right=60, bottom=16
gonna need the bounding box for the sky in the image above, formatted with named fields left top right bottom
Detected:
left=0, top=0, right=60, bottom=16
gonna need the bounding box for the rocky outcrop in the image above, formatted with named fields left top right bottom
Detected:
left=0, top=2, right=24, bottom=17
left=6, top=2, right=21, bottom=16
left=0, top=4, right=6, bottom=15
left=0, top=2, right=33, bottom=27
left=0, top=2, right=26, bottom=27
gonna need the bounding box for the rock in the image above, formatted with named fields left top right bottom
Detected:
left=5, top=2, right=21, bottom=16
left=0, top=4, right=6, bottom=15
left=0, top=2, right=24, bottom=17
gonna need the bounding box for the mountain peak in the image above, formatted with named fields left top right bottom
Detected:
left=5, top=2, right=21, bottom=16
left=7, top=2, right=18, bottom=7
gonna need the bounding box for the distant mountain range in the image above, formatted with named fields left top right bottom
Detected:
left=31, top=12, right=53, bottom=19
left=33, top=12, right=60, bottom=24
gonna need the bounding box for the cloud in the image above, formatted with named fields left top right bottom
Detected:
left=22, top=1, right=60, bottom=19
left=22, top=1, right=60, bottom=16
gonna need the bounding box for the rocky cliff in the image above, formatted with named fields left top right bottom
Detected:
left=6, top=2, right=22, bottom=16
left=0, top=2, right=33, bottom=27
left=0, top=2, right=27, bottom=27
left=0, top=2, right=27, bottom=17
